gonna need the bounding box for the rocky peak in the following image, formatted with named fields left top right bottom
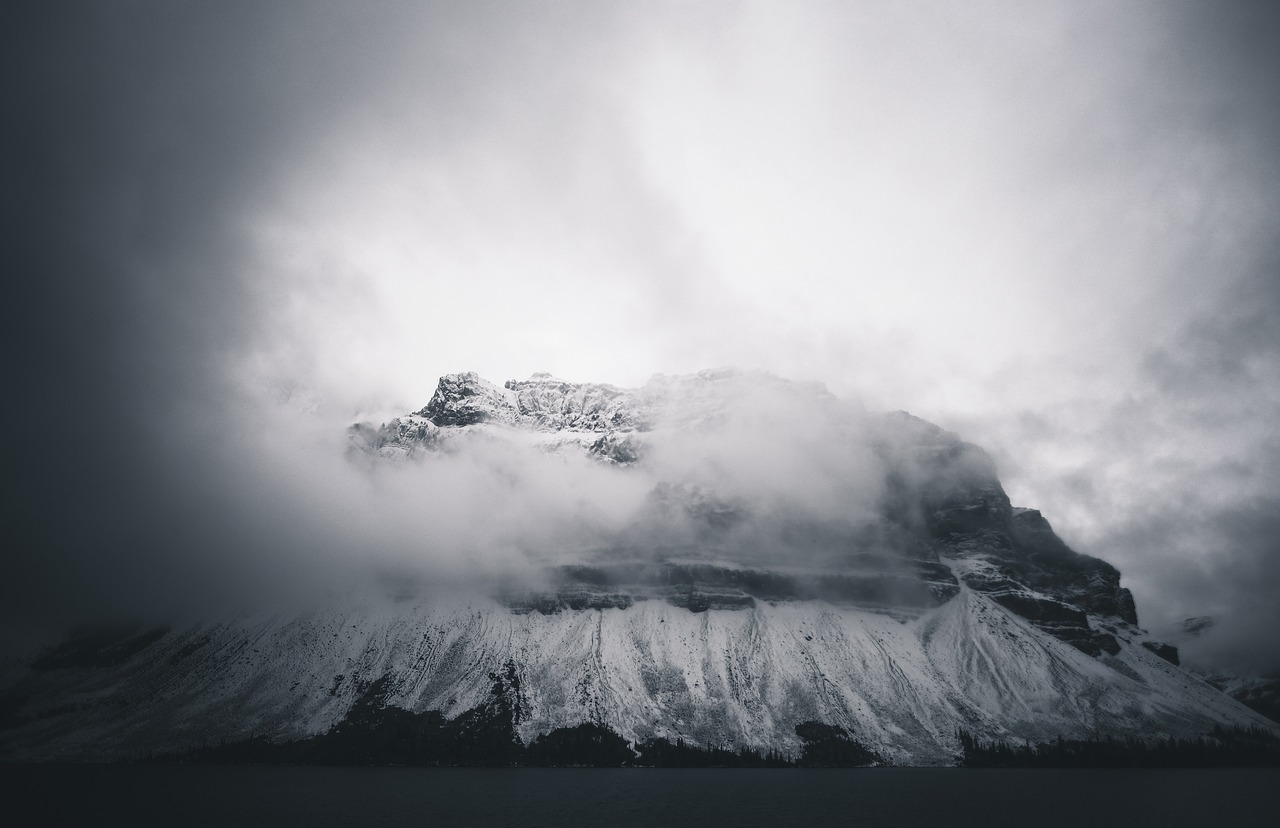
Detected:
left=416, top=372, right=650, bottom=434
left=502, top=374, right=646, bottom=432
left=359, top=369, right=1160, bottom=658
left=418, top=372, right=519, bottom=426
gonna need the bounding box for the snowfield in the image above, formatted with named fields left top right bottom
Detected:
left=3, top=583, right=1268, bottom=765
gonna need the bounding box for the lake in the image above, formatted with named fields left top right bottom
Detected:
left=2, top=766, right=1276, bottom=827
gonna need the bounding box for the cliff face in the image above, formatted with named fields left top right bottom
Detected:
left=2, top=370, right=1270, bottom=764
left=356, top=371, right=1145, bottom=656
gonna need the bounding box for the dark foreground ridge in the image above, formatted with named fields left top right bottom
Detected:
left=143, top=668, right=882, bottom=768
left=958, top=726, right=1280, bottom=767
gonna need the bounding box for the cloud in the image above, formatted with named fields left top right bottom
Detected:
left=943, top=267, right=1280, bottom=667
left=7, top=1, right=1280, bottom=676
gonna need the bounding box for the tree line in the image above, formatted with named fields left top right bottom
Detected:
left=958, top=725, right=1280, bottom=767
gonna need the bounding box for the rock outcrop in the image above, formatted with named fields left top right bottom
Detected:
left=364, top=371, right=1159, bottom=660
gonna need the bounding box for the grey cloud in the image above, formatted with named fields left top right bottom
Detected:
left=6, top=0, right=646, bottom=642
left=6, top=2, right=446, bottom=638
left=7, top=0, right=1280, bottom=683
left=922, top=1, right=1280, bottom=673
left=955, top=267, right=1280, bottom=671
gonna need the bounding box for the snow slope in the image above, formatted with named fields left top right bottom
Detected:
left=2, top=584, right=1268, bottom=765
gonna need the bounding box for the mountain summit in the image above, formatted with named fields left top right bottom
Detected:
left=1, top=370, right=1272, bottom=764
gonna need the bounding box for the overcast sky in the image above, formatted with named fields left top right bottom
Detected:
left=8, top=1, right=1280, bottom=670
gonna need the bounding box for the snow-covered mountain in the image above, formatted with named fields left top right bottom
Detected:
left=1, top=370, right=1273, bottom=764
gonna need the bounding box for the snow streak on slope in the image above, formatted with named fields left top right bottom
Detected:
left=2, top=587, right=1269, bottom=765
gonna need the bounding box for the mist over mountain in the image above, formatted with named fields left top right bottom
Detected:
left=10, top=0, right=1280, bottom=686
left=9, top=0, right=1280, bottom=773
left=345, top=369, right=1137, bottom=637
left=3, top=369, right=1273, bottom=765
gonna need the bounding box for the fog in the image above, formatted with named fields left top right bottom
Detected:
left=337, top=371, right=889, bottom=571
left=9, top=1, right=1280, bottom=672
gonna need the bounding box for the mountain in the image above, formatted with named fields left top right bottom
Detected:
left=1, top=369, right=1273, bottom=765
left=1169, top=616, right=1280, bottom=725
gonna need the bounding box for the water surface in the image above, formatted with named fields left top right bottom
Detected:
left=2, top=766, right=1275, bottom=827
